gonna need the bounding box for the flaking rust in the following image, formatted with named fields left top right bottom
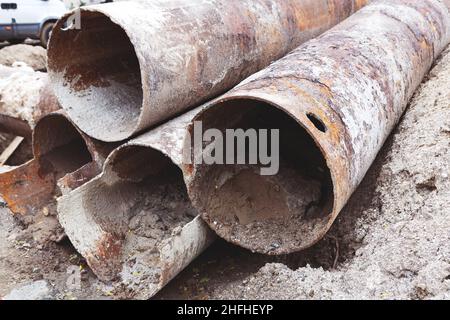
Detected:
left=47, top=0, right=367, bottom=142
left=187, top=0, right=450, bottom=254
left=57, top=106, right=215, bottom=299
left=0, top=111, right=117, bottom=220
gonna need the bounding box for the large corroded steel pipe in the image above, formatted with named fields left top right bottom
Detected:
left=187, top=0, right=450, bottom=255
left=0, top=111, right=116, bottom=218
left=57, top=106, right=214, bottom=299
left=47, top=0, right=367, bottom=142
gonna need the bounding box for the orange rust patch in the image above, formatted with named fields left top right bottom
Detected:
left=85, top=233, right=124, bottom=281
left=0, top=160, right=56, bottom=216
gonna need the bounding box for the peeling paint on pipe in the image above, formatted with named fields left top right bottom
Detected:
left=187, top=0, right=450, bottom=255
left=0, top=111, right=116, bottom=218
left=57, top=106, right=215, bottom=299
left=47, top=0, right=367, bottom=142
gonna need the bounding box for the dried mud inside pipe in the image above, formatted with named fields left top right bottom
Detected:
left=48, top=11, right=142, bottom=140
left=85, top=146, right=197, bottom=288
left=190, top=100, right=334, bottom=254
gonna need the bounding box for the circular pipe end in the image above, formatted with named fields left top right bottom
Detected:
left=188, top=98, right=336, bottom=254
left=47, top=10, right=143, bottom=142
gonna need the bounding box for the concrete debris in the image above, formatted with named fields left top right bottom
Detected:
left=2, top=280, right=53, bottom=300
left=0, top=44, right=47, bottom=72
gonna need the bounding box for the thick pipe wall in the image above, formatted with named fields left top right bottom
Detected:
left=47, top=0, right=366, bottom=142
left=187, top=0, right=450, bottom=254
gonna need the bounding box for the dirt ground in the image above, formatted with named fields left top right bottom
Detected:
left=0, top=205, right=104, bottom=299
left=0, top=44, right=449, bottom=300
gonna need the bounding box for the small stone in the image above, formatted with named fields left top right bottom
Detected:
left=171, top=226, right=183, bottom=236
left=2, top=280, right=53, bottom=300
left=271, top=243, right=280, bottom=249
left=0, top=44, right=47, bottom=71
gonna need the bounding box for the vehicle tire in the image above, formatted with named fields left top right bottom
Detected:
left=40, top=22, right=55, bottom=48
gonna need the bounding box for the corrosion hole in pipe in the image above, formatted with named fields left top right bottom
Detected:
left=48, top=11, right=142, bottom=140
left=87, top=146, right=198, bottom=285
left=307, top=113, right=327, bottom=133
left=34, top=115, right=92, bottom=183
left=190, top=100, right=334, bottom=255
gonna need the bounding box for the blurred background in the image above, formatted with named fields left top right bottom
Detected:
left=0, top=0, right=115, bottom=48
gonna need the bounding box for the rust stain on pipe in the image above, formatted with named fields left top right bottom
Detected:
left=187, top=0, right=450, bottom=254
left=0, top=111, right=116, bottom=218
left=47, top=0, right=367, bottom=142
left=57, top=106, right=215, bottom=299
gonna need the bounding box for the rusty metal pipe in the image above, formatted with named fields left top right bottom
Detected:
left=187, top=0, right=450, bottom=255
left=57, top=107, right=214, bottom=299
left=0, top=65, right=60, bottom=137
left=47, top=0, right=367, bottom=142
left=0, top=65, right=61, bottom=168
left=0, top=111, right=116, bottom=219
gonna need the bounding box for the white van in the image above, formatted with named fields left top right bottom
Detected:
left=0, top=0, right=112, bottom=47
left=0, top=0, right=68, bottom=47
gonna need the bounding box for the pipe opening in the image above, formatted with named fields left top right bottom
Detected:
left=88, top=146, right=197, bottom=287
left=33, top=115, right=92, bottom=183
left=48, top=11, right=142, bottom=141
left=190, top=99, right=334, bottom=254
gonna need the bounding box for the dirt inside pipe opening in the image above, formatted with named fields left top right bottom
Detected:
left=190, top=100, right=334, bottom=255
left=87, top=146, right=197, bottom=290
left=48, top=11, right=143, bottom=141
left=34, top=115, right=93, bottom=185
